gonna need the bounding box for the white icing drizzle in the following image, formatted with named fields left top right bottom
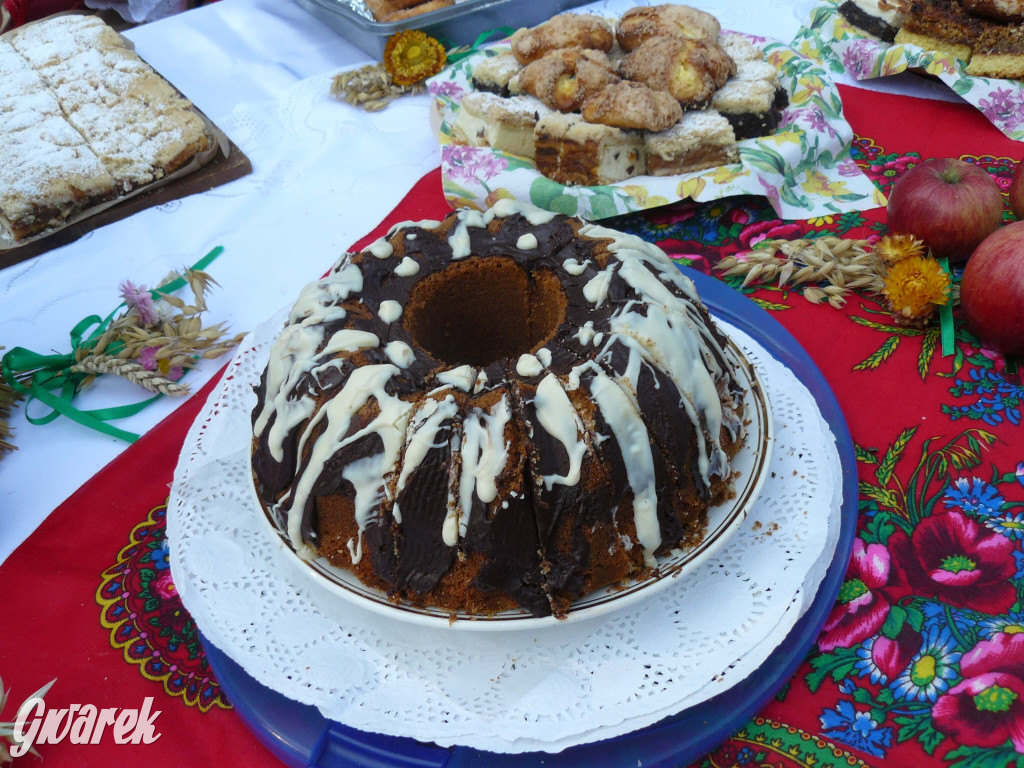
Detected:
left=275, top=365, right=413, bottom=558
left=516, top=233, right=538, bottom=250
left=534, top=374, right=587, bottom=490
left=448, top=209, right=488, bottom=260
left=444, top=395, right=512, bottom=546
left=516, top=353, right=543, bottom=378
left=563, top=258, right=591, bottom=276
left=321, top=329, right=379, bottom=357
left=254, top=263, right=369, bottom=461
left=583, top=265, right=617, bottom=308
left=436, top=365, right=477, bottom=392
left=392, top=395, right=459, bottom=525
left=378, top=299, right=402, bottom=324
left=570, top=363, right=660, bottom=563
left=395, top=257, right=420, bottom=277
left=575, top=321, right=597, bottom=346
left=487, top=197, right=557, bottom=225
left=368, top=239, right=393, bottom=259
left=384, top=340, right=415, bottom=369
left=387, top=218, right=441, bottom=237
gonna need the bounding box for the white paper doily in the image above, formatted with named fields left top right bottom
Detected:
left=168, top=307, right=843, bottom=754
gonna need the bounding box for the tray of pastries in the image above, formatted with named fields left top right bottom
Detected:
left=431, top=4, right=883, bottom=221
left=293, top=0, right=594, bottom=59
left=0, top=14, right=249, bottom=262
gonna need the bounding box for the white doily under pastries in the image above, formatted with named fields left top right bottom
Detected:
left=168, top=307, right=843, bottom=754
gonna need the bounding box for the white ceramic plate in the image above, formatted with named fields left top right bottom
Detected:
left=255, top=330, right=774, bottom=631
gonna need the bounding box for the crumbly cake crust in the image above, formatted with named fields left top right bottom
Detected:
left=619, top=36, right=721, bottom=108
left=0, top=15, right=212, bottom=242
left=581, top=80, right=683, bottom=132
left=966, top=23, right=1024, bottom=77
left=534, top=112, right=645, bottom=185
left=615, top=4, right=721, bottom=51
left=510, top=13, right=615, bottom=65
left=517, top=48, right=620, bottom=112
left=895, top=0, right=983, bottom=62
left=470, top=50, right=523, bottom=97
left=452, top=92, right=549, bottom=159
left=645, top=109, right=739, bottom=175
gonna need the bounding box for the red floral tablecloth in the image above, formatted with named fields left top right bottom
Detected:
left=2, top=83, right=1024, bottom=768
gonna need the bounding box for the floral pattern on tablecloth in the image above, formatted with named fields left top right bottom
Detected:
left=428, top=32, right=883, bottom=221
left=604, top=142, right=1024, bottom=768
left=792, top=0, right=1024, bottom=142
left=97, top=500, right=230, bottom=712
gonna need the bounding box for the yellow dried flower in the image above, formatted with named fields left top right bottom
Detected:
left=875, top=233, right=926, bottom=264
left=383, top=30, right=446, bottom=86
left=882, top=255, right=951, bottom=326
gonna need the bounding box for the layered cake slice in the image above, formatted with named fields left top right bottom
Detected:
left=711, top=58, right=789, bottom=140
left=837, top=0, right=911, bottom=42
left=452, top=91, right=550, bottom=159
left=966, top=23, right=1024, bottom=78
left=534, top=112, right=645, bottom=185
left=719, top=32, right=764, bottom=65
left=644, top=109, right=738, bottom=176
left=894, top=0, right=983, bottom=63
left=470, top=50, right=523, bottom=97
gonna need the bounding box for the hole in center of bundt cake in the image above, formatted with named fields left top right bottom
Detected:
left=405, top=256, right=567, bottom=367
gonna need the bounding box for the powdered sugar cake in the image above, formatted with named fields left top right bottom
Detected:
left=0, top=15, right=213, bottom=242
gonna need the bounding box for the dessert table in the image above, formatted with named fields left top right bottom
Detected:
left=2, top=0, right=1023, bottom=766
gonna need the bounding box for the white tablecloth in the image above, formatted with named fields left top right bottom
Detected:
left=0, top=0, right=952, bottom=564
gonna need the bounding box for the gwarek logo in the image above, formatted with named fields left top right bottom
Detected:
left=10, top=695, right=162, bottom=757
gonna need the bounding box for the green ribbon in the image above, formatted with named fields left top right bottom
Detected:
left=938, top=256, right=955, bottom=358
left=0, top=246, right=225, bottom=444
left=445, top=27, right=516, bottom=64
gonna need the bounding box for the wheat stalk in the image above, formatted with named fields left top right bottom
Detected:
left=70, top=357, right=192, bottom=396
left=330, top=64, right=424, bottom=112
left=0, top=349, right=18, bottom=456
left=716, top=237, right=887, bottom=308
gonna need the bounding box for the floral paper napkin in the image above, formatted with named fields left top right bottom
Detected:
left=429, top=33, right=884, bottom=222
left=793, top=0, right=1024, bottom=142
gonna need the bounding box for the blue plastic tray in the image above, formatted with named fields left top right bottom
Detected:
left=202, top=267, right=859, bottom=768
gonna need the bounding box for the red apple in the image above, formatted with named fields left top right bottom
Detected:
left=887, top=158, right=1004, bottom=263
left=961, top=220, right=1024, bottom=357
left=1010, top=159, right=1024, bottom=220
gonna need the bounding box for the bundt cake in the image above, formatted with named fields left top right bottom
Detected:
left=251, top=200, right=749, bottom=618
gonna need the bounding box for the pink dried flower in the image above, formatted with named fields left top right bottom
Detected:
left=138, top=346, right=159, bottom=371
left=119, top=281, right=159, bottom=326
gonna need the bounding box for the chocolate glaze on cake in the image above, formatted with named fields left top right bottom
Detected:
left=251, top=200, right=748, bottom=618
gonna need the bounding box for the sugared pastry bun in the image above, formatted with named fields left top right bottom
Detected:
left=510, top=13, right=615, bottom=65
left=517, top=48, right=620, bottom=112
left=620, top=36, right=733, bottom=108
left=581, top=80, right=683, bottom=132
left=615, top=4, right=721, bottom=51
